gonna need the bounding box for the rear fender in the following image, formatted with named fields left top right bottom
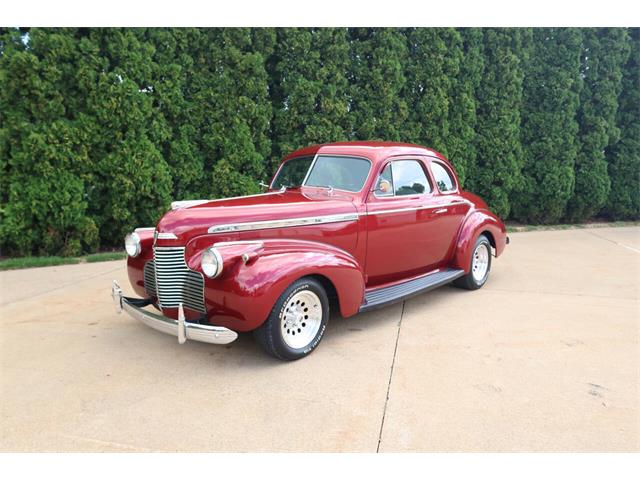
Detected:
left=185, top=237, right=365, bottom=332
left=452, top=211, right=507, bottom=273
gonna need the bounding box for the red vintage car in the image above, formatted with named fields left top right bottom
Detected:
left=112, top=141, right=508, bottom=360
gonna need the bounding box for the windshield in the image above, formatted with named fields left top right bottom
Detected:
left=271, top=156, right=314, bottom=189
left=273, top=155, right=371, bottom=192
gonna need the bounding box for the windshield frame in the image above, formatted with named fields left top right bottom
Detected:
left=271, top=154, right=373, bottom=194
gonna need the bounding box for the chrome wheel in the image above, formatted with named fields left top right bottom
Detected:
left=471, top=243, right=490, bottom=283
left=280, top=290, right=322, bottom=349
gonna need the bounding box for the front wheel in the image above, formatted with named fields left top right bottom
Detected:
left=454, top=234, right=492, bottom=290
left=253, top=277, right=329, bottom=360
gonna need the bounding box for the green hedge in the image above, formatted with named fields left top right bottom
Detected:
left=0, top=27, right=638, bottom=256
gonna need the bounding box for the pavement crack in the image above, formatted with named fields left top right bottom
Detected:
left=377, top=300, right=405, bottom=453
left=584, top=229, right=640, bottom=254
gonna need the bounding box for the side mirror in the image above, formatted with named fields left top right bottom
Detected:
left=372, top=179, right=393, bottom=196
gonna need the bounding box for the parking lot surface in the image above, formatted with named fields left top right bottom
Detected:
left=1, top=227, right=638, bottom=451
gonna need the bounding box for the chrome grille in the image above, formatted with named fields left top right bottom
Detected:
left=153, top=247, right=206, bottom=313
left=143, top=261, right=157, bottom=298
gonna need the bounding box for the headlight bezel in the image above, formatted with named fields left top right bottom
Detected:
left=201, top=247, right=223, bottom=278
left=124, top=232, right=142, bottom=257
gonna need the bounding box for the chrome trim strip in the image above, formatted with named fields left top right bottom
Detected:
left=208, top=213, right=359, bottom=234
left=364, top=200, right=470, bottom=216
left=135, top=227, right=155, bottom=232
left=205, top=200, right=469, bottom=232
left=213, top=241, right=265, bottom=247
left=156, top=232, right=178, bottom=240
left=111, top=281, right=237, bottom=345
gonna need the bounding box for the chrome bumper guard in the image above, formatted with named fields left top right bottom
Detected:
left=111, top=281, right=238, bottom=345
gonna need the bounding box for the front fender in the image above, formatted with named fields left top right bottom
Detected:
left=452, top=210, right=507, bottom=273
left=126, top=228, right=156, bottom=299
left=185, top=237, right=365, bottom=332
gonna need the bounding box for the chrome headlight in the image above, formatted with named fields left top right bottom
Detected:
left=124, top=232, right=141, bottom=257
left=201, top=247, right=223, bottom=278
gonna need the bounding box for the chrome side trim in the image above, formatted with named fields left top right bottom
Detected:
left=156, top=232, right=178, bottom=240
left=208, top=213, right=359, bottom=234
left=205, top=200, right=469, bottom=232
left=135, top=227, right=155, bottom=232
left=213, top=241, right=265, bottom=247
left=364, top=200, right=470, bottom=216
left=111, top=281, right=237, bottom=345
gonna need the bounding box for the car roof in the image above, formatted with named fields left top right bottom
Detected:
left=282, top=141, right=449, bottom=165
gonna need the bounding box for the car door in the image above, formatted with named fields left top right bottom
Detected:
left=426, top=158, right=471, bottom=262
left=364, top=158, right=446, bottom=286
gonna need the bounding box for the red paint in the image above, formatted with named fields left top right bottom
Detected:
left=127, top=141, right=507, bottom=332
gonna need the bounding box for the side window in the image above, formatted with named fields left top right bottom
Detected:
left=431, top=162, right=456, bottom=192
left=391, top=160, right=430, bottom=196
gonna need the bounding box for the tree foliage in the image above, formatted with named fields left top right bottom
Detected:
left=269, top=28, right=351, bottom=170
left=348, top=28, right=409, bottom=141
left=446, top=28, right=484, bottom=187
left=0, top=27, right=638, bottom=257
left=512, top=28, right=583, bottom=224
left=566, top=28, right=631, bottom=221
left=604, top=28, right=640, bottom=220
left=471, top=28, right=530, bottom=218
left=403, top=28, right=461, bottom=156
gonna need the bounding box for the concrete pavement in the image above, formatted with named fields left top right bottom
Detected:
left=1, top=227, right=638, bottom=451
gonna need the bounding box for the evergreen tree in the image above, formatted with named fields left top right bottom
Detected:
left=512, top=28, right=583, bottom=223
left=144, top=28, right=206, bottom=200
left=403, top=28, right=461, bottom=156
left=446, top=28, right=484, bottom=187
left=0, top=28, right=98, bottom=256
left=77, top=28, right=173, bottom=246
left=192, top=28, right=273, bottom=198
left=348, top=28, right=409, bottom=141
left=472, top=28, right=530, bottom=218
left=566, top=28, right=630, bottom=221
left=604, top=28, right=640, bottom=220
left=269, top=28, right=351, bottom=170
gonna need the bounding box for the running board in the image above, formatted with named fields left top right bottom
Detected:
left=359, top=268, right=465, bottom=313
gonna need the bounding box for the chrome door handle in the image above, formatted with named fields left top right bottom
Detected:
left=434, top=208, right=448, bottom=214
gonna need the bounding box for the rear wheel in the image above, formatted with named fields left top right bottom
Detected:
left=253, top=277, right=329, bottom=360
left=454, top=234, right=492, bottom=290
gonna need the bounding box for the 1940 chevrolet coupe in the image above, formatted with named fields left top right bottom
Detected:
left=112, top=141, right=508, bottom=360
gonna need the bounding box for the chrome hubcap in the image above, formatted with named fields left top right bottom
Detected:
left=472, top=243, right=490, bottom=283
left=280, top=290, right=322, bottom=349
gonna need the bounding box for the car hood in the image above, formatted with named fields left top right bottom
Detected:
left=156, top=188, right=358, bottom=241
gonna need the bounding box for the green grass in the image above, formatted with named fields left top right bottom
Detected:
left=85, top=252, right=127, bottom=263
left=506, top=220, right=639, bottom=233
left=0, top=256, right=82, bottom=271
left=0, top=251, right=126, bottom=271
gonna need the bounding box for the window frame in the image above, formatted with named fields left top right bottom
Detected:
left=271, top=154, right=373, bottom=194
left=304, top=154, right=373, bottom=193
left=429, top=159, right=459, bottom=194
left=372, top=158, right=433, bottom=199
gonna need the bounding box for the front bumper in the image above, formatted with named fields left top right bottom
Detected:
left=111, top=281, right=238, bottom=345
